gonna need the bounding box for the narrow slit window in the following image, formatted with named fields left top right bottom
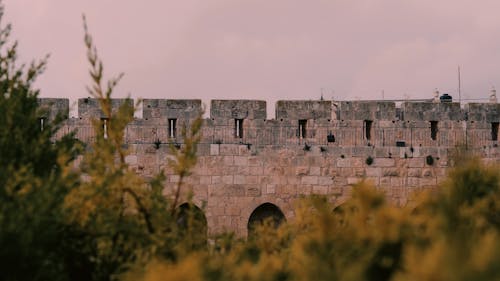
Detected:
left=492, top=122, right=499, bottom=141
left=364, top=120, right=373, bottom=141
left=168, top=118, right=177, bottom=138
left=235, top=119, right=243, bottom=138
left=101, top=118, right=109, bottom=139
left=298, top=119, right=307, bottom=139
left=39, top=117, right=46, bottom=132
left=430, top=121, right=438, bottom=141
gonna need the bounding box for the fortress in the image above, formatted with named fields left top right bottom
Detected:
left=38, top=92, right=500, bottom=236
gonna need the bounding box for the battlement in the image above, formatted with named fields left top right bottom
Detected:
left=78, top=98, right=133, bottom=120
left=143, top=99, right=202, bottom=121
left=37, top=98, right=69, bottom=121
left=37, top=97, right=500, bottom=236
left=39, top=98, right=499, bottom=124
left=337, top=101, right=396, bottom=120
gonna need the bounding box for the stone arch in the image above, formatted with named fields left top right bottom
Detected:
left=176, top=202, right=208, bottom=244
left=332, top=203, right=346, bottom=214
left=247, top=202, right=286, bottom=236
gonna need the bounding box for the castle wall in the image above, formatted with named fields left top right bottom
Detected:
left=39, top=98, right=500, bottom=236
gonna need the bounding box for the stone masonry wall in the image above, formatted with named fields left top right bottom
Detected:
left=39, top=98, right=500, bottom=237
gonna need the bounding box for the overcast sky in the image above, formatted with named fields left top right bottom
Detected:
left=3, top=0, right=500, bottom=117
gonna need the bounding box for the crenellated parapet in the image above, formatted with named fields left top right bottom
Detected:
left=143, top=99, right=202, bottom=122
left=78, top=98, right=133, bottom=120
left=37, top=98, right=69, bottom=121
left=36, top=97, right=500, bottom=149
left=36, top=97, right=500, bottom=237
left=337, top=101, right=396, bottom=121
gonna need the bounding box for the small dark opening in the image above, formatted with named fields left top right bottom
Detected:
left=430, top=121, right=438, bottom=141
left=327, top=132, right=335, bottom=143
left=39, top=117, right=46, bottom=132
left=298, top=119, right=307, bottom=138
left=235, top=119, right=244, bottom=138
left=492, top=122, right=499, bottom=141
left=101, top=118, right=109, bottom=139
left=364, top=120, right=373, bottom=141
left=396, top=141, right=406, bottom=147
left=168, top=118, right=177, bottom=138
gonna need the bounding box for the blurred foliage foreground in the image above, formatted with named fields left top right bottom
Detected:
left=1, top=4, right=500, bottom=281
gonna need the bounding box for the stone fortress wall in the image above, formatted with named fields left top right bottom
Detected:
left=38, top=94, right=500, bottom=236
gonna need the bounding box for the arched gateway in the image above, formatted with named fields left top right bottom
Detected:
left=247, top=203, right=286, bottom=235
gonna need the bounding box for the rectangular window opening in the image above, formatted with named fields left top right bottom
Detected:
left=101, top=118, right=109, bottom=139
left=298, top=119, right=307, bottom=139
left=364, top=120, right=373, bottom=141
left=492, top=122, right=499, bottom=141
left=235, top=119, right=244, bottom=138
left=168, top=118, right=177, bottom=138
left=430, top=121, right=438, bottom=141
left=39, top=117, right=46, bottom=132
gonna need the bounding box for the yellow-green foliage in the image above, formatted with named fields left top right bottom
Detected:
left=3, top=4, right=500, bottom=280
left=132, top=158, right=500, bottom=281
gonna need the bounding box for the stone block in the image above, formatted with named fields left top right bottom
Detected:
left=125, top=155, right=138, bottom=165
left=220, top=144, right=239, bottom=155
left=301, top=176, right=319, bottom=185
left=374, top=158, right=395, bottom=167
left=407, top=177, right=420, bottom=187
left=382, top=168, right=400, bottom=177
left=223, top=156, right=234, bottom=166
left=365, top=168, right=381, bottom=177
left=210, top=144, right=219, bottom=156
left=408, top=158, right=424, bottom=168
left=347, top=177, right=362, bottom=185
left=234, top=175, right=246, bottom=185
left=234, top=156, right=248, bottom=166
left=310, top=166, right=321, bottom=176
left=266, top=184, right=276, bottom=194
left=211, top=176, right=222, bottom=184
left=225, top=185, right=245, bottom=196
left=295, top=166, right=309, bottom=176
left=407, top=168, right=422, bottom=177
left=249, top=166, right=264, bottom=175
left=246, top=186, right=261, bottom=197
left=312, top=185, right=328, bottom=194
left=318, top=176, right=334, bottom=186
left=337, top=158, right=351, bottom=167
left=245, top=176, right=260, bottom=184
left=420, top=178, right=437, bottom=186
left=222, top=175, right=234, bottom=184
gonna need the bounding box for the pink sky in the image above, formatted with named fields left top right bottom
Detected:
left=3, top=0, right=500, bottom=117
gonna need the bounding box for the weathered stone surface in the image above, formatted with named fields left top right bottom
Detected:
left=40, top=98, right=500, bottom=237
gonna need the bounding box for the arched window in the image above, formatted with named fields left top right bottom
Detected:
left=176, top=203, right=207, bottom=247
left=247, top=203, right=285, bottom=236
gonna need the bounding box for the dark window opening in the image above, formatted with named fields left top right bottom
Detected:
left=101, top=118, right=109, bottom=139
left=176, top=203, right=207, bottom=248
left=298, top=119, right=307, bottom=138
left=492, top=122, right=499, bottom=141
left=364, top=120, right=373, bottom=141
left=39, top=117, right=46, bottom=132
left=235, top=119, right=244, bottom=138
left=430, top=121, right=438, bottom=141
left=168, top=118, right=177, bottom=138
left=327, top=132, right=335, bottom=143
left=248, top=203, right=286, bottom=237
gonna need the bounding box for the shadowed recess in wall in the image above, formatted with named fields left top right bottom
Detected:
left=176, top=203, right=208, bottom=246
left=247, top=203, right=286, bottom=236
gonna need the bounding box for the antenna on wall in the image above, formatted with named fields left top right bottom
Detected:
left=458, top=65, right=461, bottom=104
